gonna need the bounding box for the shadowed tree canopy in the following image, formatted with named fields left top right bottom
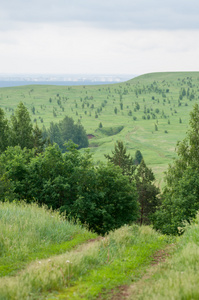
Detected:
left=0, top=108, right=9, bottom=153
left=32, top=123, right=47, bottom=154
left=135, top=159, right=160, bottom=225
left=134, top=150, right=143, bottom=165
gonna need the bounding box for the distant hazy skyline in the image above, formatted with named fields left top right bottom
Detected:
left=1, top=0, right=199, bottom=75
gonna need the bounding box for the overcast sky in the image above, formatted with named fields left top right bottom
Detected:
left=1, top=0, right=199, bottom=75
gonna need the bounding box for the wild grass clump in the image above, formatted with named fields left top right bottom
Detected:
left=0, top=224, right=171, bottom=299
left=0, top=201, right=96, bottom=276
left=130, top=212, right=199, bottom=300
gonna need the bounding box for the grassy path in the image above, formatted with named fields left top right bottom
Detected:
left=3, top=202, right=199, bottom=299
left=126, top=215, right=199, bottom=300
left=0, top=225, right=173, bottom=299
left=43, top=227, right=173, bottom=300
left=95, top=244, right=176, bottom=300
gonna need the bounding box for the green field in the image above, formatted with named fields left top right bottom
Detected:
left=1, top=71, right=199, bottom=183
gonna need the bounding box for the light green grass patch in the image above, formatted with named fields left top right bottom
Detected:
left=0, top=201, right=97, bottom=277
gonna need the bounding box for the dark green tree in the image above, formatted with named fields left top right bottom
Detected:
left=104, top=140, right=135, bottom=177
left=134, top=150, right=143, bottom=165
left=10, top=102, right=34, bottom=149
left=135, top=160, right=160, bottom=225
left=72, top=122, right=89, bottom=149
left=32, top=124, right=46, bottom=154
left=47, top=116, right=88, bottom=151
left=70, top=163, right=138, bottom=234
left=0, top=108, right=9, bottom=153
left=153, top=104, right=199, bottom=234
left=48, top=122, right=62, bottom=146
left=0, top=146, right=35, bottom=201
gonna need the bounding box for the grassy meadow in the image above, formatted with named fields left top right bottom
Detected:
left=2, top=202, right=199, bottom=299
left=1, top=71, right=199, bottom=183
left=0, top=201, right=97, bottom=278
left=0, top=201, right=173, bottom=300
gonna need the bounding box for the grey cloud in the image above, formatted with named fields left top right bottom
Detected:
left=1, top=0, right=199, bottom=30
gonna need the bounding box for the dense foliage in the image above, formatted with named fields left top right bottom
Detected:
left=104, top=140, right=135, bottom=177
left=105, top=141, right=159, bottom=224
left=44, top=116, right=89, bottom=151
left=153, top=104, right=199, bottom=234
left=0, top=143, right=138, bottom=235
left=0, top=102, right=45, bottom=153
left=135, top=160, right=160, bottom=225
left=0, top=102, right=88, bottom=154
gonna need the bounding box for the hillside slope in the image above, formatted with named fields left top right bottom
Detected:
left=2, top=201, right=199, bottom=300
left=1, top=71, right=199, bottom=181
left=0, top=201, right=172, bottom=300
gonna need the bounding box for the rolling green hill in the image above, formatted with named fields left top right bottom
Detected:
left=1, top=71, right=199, bottom=183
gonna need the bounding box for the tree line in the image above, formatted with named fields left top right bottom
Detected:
left=0, top=102, right=88, bottom=154
left=0, top=139, right=159, bottom=234
left=0, top=102, right=160, bottom=234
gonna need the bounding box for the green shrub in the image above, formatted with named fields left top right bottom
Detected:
left=97, top=125, right=124, bottom=136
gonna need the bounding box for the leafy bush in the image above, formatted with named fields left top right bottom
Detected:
left=96, top=125, right=124, bottom=136
left=0, top=143, right=138, bottom=235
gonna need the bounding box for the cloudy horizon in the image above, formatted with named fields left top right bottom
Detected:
left=1, top=0, right=199, bottom=75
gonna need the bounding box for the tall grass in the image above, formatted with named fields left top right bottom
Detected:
left=0, top=224, right=171, bottom=299
left=129, top=213, right=199, bottom=300
left=0, top=201, right=96, bottom=276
